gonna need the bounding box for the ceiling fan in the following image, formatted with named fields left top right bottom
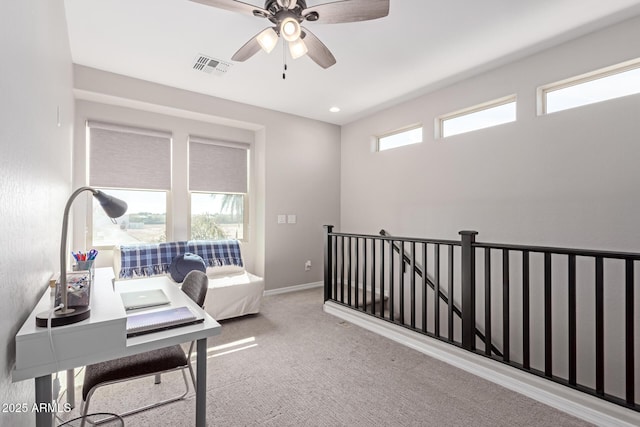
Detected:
left=189, top=0, right=390, bottom=69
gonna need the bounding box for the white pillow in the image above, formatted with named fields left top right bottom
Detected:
left=206, top=265, right=245, bottom=277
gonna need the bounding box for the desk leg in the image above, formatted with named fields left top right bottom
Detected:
left=66, top=368, right=75, bottom=409
left=35, top=374, right=53, bottom=427
left=196, top=338, right=207, bottom=427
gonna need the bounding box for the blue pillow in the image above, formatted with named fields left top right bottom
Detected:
left=169, top=253, right=206, bottom=283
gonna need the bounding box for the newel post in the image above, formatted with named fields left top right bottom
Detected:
left=323, top=225, right=334, bottom=302
left=460, top=230, right=478, bottom=350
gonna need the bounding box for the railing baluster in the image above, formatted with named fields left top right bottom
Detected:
left=371, top=238, right=376, bottom=316
left=625, top=259, right=634, bottom=405
left=399, top=241, right=405, bottom=324
left=362, top=238, right=367, bottom=313
left=380, top=238, right=385, bottom=318
left=354, top=237, right=359, bottom=309
left=347, top=236, right=352, bottom=307
left=448, top=245, right=454, bottom=342
left=485, top=248, right=492, bottom=356
left=523, top=250, right=530, bottom=370
left=434, top=244, right=440, bottom=337
left=410, top=242, right=416, bottom=329
left=544, top=252, right=552, bottom=378
left=332, top=236, right=339, bottom=301
left=568, top=254, right=577, bottom=386
left=595, top=257, right=604, bottom=395
left=389, top=240, right=395, bottom=322
left=422, top=242, right=428, bottom=333
left=340, top=236, right=345, bottom=304
left=503, top=249, right=510, bottom=363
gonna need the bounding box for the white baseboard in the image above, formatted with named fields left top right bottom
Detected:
left=264, top=281, right=323, bottom=296
left=324, top=301, right=640, bottom=427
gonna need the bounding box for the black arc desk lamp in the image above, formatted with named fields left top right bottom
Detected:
left=36, top=187, right=127, bottom=327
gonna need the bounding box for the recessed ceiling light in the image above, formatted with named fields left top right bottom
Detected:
left=329, top=106, right=340, bottom=113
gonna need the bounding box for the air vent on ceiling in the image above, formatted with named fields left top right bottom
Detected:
left=192, top=54, right=231, bottom=76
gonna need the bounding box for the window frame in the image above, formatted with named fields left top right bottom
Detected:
left=538, top=57, right=640, bottom=115
left=376, top=124, right=423, bottom=152
left=437, top=95, right=517, bottom=139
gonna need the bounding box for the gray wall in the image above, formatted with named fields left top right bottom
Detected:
left=341, top=15, right=640, bottom=250
left=0, top=1, right=74, bottom=425
left=72, top=66, right=341, bottom=290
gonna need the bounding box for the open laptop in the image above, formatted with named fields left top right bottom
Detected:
left=120, top=289, right=170, bottom=311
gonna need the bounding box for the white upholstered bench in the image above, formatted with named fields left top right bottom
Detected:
left=113, top=240, right=264, bottom=320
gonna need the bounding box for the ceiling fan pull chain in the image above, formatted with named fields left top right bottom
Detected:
left=282, top=41, right=287, bottom=80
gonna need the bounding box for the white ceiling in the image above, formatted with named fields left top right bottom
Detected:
left=64, top=0, right=640, bottom=125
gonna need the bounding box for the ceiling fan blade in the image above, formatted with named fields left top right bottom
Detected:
left=303, top=0, right=389, bottom=24
left=301, top=27, right=336, bottom=69
left=189, top=0, right=268, bottom=17
left=231, top=31, right=264, bottom=62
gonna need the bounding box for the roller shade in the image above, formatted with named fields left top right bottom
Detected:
left=189, top=137, right=248, bottom=193
left=88, top=121, right=172, bottom=190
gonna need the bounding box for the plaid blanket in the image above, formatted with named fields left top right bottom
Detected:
left=187, top=240, right=244, bottom=268
left=119, top=240, right=243, bottom=279
left=119, top=241, right=187, bottom=279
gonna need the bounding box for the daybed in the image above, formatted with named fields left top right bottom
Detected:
left=113, top=240, right=264, bottom=320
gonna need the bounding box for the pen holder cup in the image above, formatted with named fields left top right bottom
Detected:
left=55, top=268, right=93, bottom=308
left=73, top=260, right=95, bottom=274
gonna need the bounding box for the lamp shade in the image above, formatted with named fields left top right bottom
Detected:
left=288, top=38, right=308, bottom=59
left=257, top=27, right=278, bottom=53
left=280, top=17, right=301, bottom=42
left=93, top=190, right=128, bottom=218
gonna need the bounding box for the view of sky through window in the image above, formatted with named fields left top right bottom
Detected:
left=92, top=189, right=166, bottom=246
left=545, top=66, right=640, bottom=113
left=378, top=126, right=423, bottom=151
left=442, top=101, right=516, bottom=138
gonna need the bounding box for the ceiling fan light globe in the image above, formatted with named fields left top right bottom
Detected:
left=257, top=27, right=278, bottom=53
left=288, top=38, right=308, bottom=59
left=281, top=17, right=301, bottom=42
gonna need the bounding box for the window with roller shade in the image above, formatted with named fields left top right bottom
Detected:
left=87, top=121, right=171, bottom=246
left=189, top=136, right=249, bottom=241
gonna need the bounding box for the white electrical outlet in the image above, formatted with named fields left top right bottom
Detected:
left=305, top=260, right=311, bottom=271
left=287, top=214, right=297, bottom=224
left=277, top=215, right=286, bottom=224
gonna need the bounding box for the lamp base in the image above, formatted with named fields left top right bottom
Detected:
left=35, top=306, right=91, bottom=327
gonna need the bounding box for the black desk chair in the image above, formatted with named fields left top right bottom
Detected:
left=80, top=270, right=209, bottom=424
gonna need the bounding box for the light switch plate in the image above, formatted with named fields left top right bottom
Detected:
left=277, top=214, right=286, bottom=224
left=287, top=214, right=297, bottom=224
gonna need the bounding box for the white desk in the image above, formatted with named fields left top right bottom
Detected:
left=13, top=268, right=221, bottom=427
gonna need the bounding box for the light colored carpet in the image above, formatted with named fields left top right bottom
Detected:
left=58, top=287, right=592, bottom=426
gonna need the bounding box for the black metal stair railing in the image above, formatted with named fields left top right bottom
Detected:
left=323, top=225, right=638, bottom=413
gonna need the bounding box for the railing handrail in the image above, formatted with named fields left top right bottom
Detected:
left=331, top=230, right=640, bottom=261
left=329, top=230, right=460, bottom=246
left=474, top=241, right=640, bottom=261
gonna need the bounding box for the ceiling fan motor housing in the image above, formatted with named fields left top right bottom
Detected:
left=264, top=0, right=306, bottom=20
